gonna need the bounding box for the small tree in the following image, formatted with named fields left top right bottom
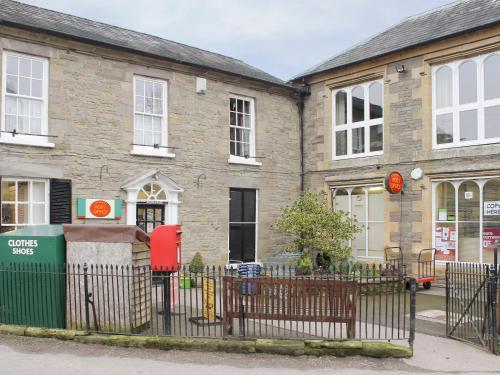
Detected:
left=273, top=190, right=359, bottom=263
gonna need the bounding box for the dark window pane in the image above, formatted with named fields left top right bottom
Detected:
left=335, top=91, right=347, bottom=125
left=369, top=82, right=383, bottom=119
left=229, top=224, right=243, bottom=262
left=352, top=127, right=365, bottom=154
left=230, top=98, right=236, bottom=111
left=369, top=124, right=383, bottom=152
left=335, top=130, right=347, bottom=156
left=242, top=224, right=256, bottom=262
left=230, top=189, right=243, bottom=222
left=243, top=190, right=256, bottom=222
left=352, top=86, right=364, bottom=122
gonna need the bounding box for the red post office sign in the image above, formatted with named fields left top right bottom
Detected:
left=76, top=198, right=122, bottom=219
left=386, top=171, right=404, bottom=194
left=89, top=200, right=111, bottom=217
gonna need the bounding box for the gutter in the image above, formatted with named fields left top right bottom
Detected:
left=296, top=83, right=311, bottom=191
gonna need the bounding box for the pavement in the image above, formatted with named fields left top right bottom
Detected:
left=0, top=332, right=499, bottom=375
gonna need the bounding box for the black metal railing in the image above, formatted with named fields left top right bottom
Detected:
left=0, top=262, right=416, bottom=347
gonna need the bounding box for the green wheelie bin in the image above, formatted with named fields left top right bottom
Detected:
left=0, top=225, right=66, bottom=328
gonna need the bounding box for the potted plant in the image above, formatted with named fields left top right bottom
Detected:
left=187, top=252, right=204, bottom=288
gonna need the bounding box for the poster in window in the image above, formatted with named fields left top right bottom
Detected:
left=482, top=227, right=500, bottom=252
left=435, top=226, right=456, bottom=261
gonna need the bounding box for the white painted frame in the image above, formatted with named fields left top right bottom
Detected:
left=227, top=188, right=259, bottom=264
left=331, top=184, right=384, bottom=259
left=331, top=80, right=384, bottom=160
left=0, top=178, right=50, bottom=229
left=228, top=95, right=261, bottom=166
left=431, top=175, right=500, bottom=264
left=122, top=170, right=183, bottom=226
left=131, top=75, right=174, bottom=158
left=432, top=51, right=500, bottom=149
left=0, top=51, right=52, bottom=148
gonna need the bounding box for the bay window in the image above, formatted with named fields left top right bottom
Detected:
left=433, top=177, right=500, bottom=263
left=1, top=51, right=51, bottom=147
left=332, top=80, right=383, bottom=159
left=1, top=178, right=49, bottom=232
left=332, top=185, right=384, bottom=258
left=432, top=51, right=500, bottom=148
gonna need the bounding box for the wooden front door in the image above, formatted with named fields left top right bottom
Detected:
left=136, top=204, right=164, bottom=233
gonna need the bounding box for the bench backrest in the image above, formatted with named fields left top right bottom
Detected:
left=222, top=276, right=358, bottom=323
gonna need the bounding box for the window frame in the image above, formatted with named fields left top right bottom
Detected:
left=0, top=51, right=52, bottom=148
left=331, top=79, right=384, bottom=160
left=331, top=184, right=385, bottom=259
left=432, top=176, right=500, bottom=263
left=228, top=188, right=258, bottom=264
left=131, top=75, right=173, bottom=158
left=432, top=52, right=500, bottom=149
left=1, top=178, right=50, bottom=230
left=228, top=94, right=260, bottom=166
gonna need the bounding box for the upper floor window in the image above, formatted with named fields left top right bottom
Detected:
left=229, top=95, right=259, bottom=165
left=332, top=80, right=383, bottom=160
left=132, top=76, right=172, bottom=158
left=433, top=52, right=500, bottom=148
left=1, top=52, right=51, bottom=147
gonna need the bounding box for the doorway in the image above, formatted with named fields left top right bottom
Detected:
left=136, top=204, right=165, bottom=234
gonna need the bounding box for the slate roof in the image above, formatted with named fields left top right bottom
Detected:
left=293, top=0, right=500, bottom=80
left=0, top=0, right=287, bottom=87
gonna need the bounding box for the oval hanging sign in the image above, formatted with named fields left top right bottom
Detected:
left=386, top=171, right=404, bottom=194
left=89, top=200, right=112, bottom=217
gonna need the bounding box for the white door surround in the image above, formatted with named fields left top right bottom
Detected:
left=121, top=170, right=183, bottom=226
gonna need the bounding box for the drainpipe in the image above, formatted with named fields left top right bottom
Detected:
left=296, top=82, right=311, bottom=192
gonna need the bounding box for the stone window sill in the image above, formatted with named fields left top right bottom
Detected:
left=228, top=155, right=262, bottom=166
left=130, top=145, right=175, bottom=159
left=0, top=135, right=55, bottom=148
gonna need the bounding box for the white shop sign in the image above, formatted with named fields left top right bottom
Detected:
left=484, top=201, right=500, bottom=216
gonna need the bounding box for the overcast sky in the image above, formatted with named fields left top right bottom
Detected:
left=21, top=0, right=453, bottom=80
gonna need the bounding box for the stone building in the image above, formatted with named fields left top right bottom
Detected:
left=0, top=0, right=300, bottom=265
left=292, top=0, right=500, bottom=274
left=3, top=0, right=500, bottom=272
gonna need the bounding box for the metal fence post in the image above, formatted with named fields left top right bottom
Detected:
left=409, top=278, right=417, bottom=351
left=445, top=263, right=449, bottom=337
left=83, top=263, right=91, bottom=335
left=490, top=246, right=498, bottom=354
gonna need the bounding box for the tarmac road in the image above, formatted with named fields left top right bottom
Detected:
left=0, top=334, right=499, bottom=375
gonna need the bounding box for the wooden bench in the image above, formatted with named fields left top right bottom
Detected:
left=222, top=276, right=358, bottom=338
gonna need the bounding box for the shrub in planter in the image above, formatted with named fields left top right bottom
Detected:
left=189, top=252, right=204, bottom=287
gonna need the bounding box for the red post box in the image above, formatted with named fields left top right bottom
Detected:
left=150, top=225, right=182, bottom=272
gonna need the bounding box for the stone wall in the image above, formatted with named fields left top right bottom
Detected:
left=0, top=26, right=301, bottom=265
left=301, top=26, right=500, bottom=270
